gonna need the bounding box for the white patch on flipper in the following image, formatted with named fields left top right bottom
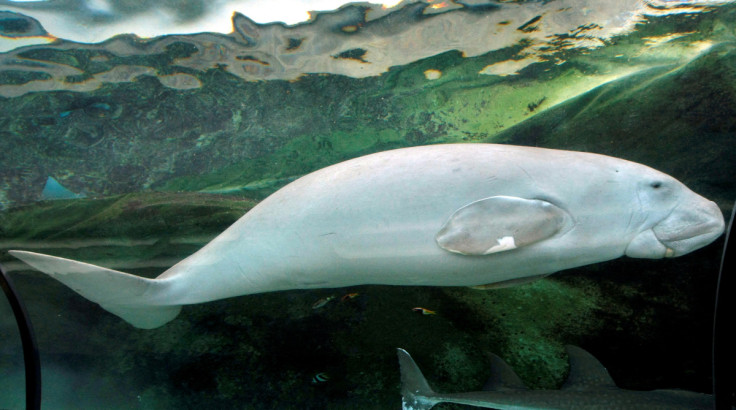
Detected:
left=484, top=236, right=517, bottom=254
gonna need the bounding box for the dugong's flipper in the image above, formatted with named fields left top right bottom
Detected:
left=9, top=250, right=179, bottom=329
left=435, top=196, right=569, bottom=255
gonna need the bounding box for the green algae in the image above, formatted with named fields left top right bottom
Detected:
left=439, top=278, right=602, bottom=389
left=168, top=127, right=406, bottom=196
left=5, top=9, right=723, bottom=207
left=0, top=192, right=255, bottom=271
left=0, top=69, right=52, bottom=85
left=157, top=58, right=656, bottom=198
left=494, top=42, right=736, bottom=210
left=1, top=191, right=254, bottom=240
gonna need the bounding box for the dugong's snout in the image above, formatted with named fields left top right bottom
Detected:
left=626, top=198, right=724, bottom=259
left=653, top=199, right=725, bottom=257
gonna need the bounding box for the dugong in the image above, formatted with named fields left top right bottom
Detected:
left=9, top=144, right=725, bottom=328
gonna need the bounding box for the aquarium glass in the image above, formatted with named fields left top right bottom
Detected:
left=0, top=0, right=734, bottom=408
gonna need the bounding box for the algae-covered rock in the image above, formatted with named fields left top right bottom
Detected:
left=495, top=43, right=736, bottom=210
left=6, top=6, right=733, bottom=209
left=0, top=192, right=255, bottom=271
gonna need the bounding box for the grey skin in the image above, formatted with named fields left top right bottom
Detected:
left=9, top=144, right=725, bottom=328
left=397, top=346, right=714, bottom=410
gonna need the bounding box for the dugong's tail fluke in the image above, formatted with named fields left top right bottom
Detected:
left=8, top=250, right=180, bottom=329
left=397, top=348, right=440, bottom=410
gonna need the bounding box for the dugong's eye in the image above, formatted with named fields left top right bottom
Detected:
left=650, top=181, right=663, bottom=189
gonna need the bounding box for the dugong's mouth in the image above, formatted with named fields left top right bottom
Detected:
left=655, top=224, right=723, bottom=258
left=652, top=200, right=725, bottom=258
left=626, top=200, right=724, bottom=259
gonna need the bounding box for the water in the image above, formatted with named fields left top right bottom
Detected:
left=0, top=1, right=734, bottom=408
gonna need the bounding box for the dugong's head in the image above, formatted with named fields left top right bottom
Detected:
left=625, top=172, right=724, bottom=259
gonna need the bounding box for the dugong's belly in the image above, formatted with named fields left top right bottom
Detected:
left=199, top=144, right=631, bottom=294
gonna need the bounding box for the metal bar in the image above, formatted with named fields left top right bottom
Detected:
left=713, top=201, right=735, bottom=410
left=0, top=262, right=42, bottom=410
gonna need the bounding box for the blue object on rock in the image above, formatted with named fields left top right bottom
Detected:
left=41, top=177, right=84, bottom=200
